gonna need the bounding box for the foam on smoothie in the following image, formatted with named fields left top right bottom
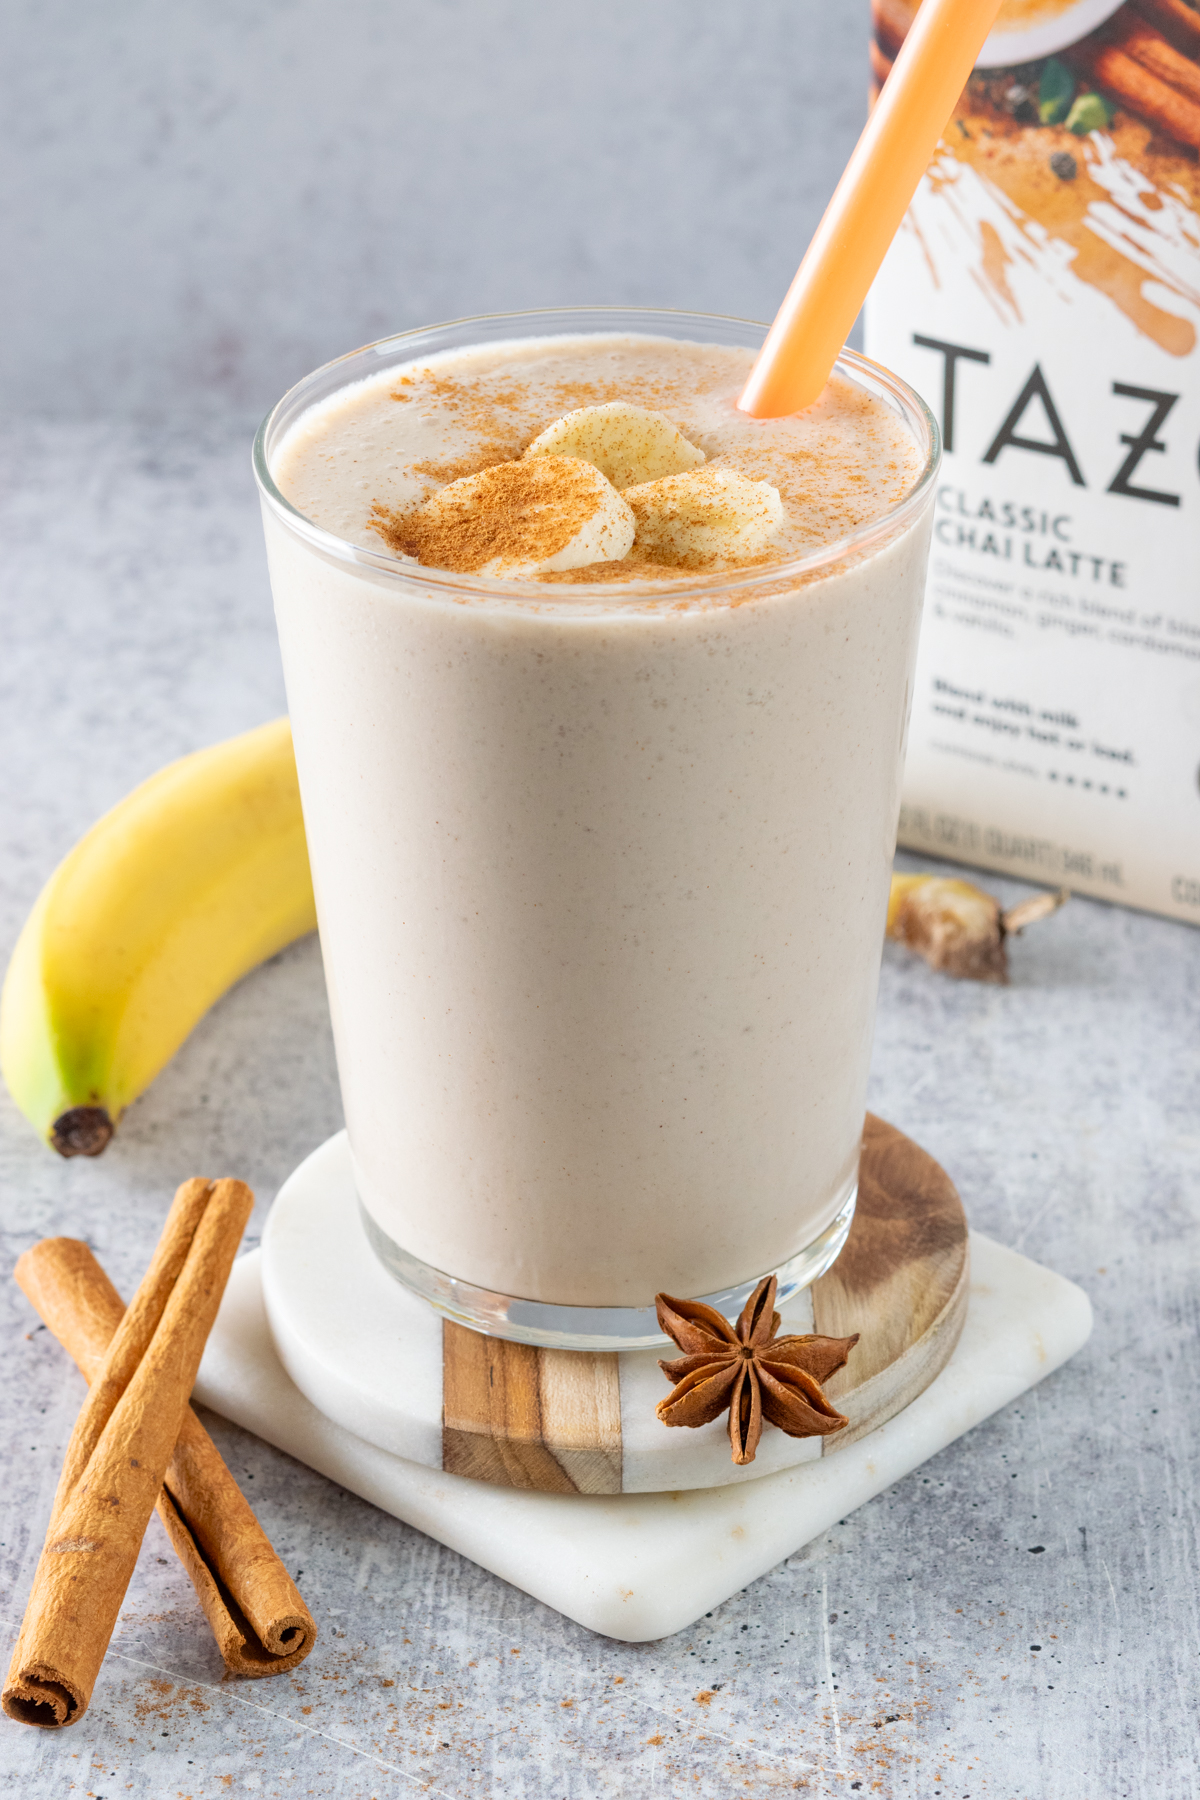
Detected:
left=272, top=334, right=923, bottom=581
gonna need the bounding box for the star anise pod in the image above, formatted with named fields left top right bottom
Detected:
left=654, top=1275, right=859, bottom=1466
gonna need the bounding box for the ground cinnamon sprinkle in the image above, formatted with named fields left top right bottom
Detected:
left=280, top=341, right=924, bottom=585
left=371, top=457, right=617, bottom=573
left=410, top=449, right=519, bottom=487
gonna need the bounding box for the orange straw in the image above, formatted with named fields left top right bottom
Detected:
left=738, top=0, right=1004, bottom=419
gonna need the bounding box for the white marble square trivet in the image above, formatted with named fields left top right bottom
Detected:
left=194, top=1235, right=1091, bottom=1642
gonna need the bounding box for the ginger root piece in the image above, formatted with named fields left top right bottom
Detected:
left=886, top=875, right=1067, bottom=984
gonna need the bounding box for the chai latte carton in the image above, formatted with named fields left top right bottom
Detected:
left=866, top=0, right=1200, bottom=924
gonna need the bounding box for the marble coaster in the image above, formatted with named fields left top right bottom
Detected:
left=194, top=1233, right=1092, bottom=1643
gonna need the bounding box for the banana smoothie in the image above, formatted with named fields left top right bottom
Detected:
left=257, top=312, right=936, bottom=1335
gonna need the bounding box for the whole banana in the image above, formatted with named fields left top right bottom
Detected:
left=0, top=718, right=316, bottom=1156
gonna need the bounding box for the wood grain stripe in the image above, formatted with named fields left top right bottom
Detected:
left=441, top=1325, right=622, bottom=1493
left=813, top=1113, right=969, bottom=1452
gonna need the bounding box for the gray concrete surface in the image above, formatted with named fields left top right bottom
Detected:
left=4, top=0, right=867, bottom=422
left=1, top=419, right=1199, bottom=1797
left=11, top=7, right=1197, bottom=1792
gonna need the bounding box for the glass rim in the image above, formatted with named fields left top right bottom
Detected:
left=253, top=304, right=941, bottom=607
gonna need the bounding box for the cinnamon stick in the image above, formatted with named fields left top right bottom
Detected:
left=871, top=0, right=914, bottom=61
left=1131, top=0, right=1200, bottom=60
left=13, top=1237, right=315, bottom=1681
left=1103, top=16, right=1200, bottom=107
left=3, top=1178, right=254, bottom=1729
left=1069, top=38, right=1200, bottom=148
left=870, top=35, right=895, bottom=100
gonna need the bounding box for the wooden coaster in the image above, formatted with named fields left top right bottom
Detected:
left=261, top=1115, right=968, bottom=1497
left=439, top=1115, right=968, bottom=1491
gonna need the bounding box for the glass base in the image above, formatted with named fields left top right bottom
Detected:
left=358, top=1184, right=857, bottom=1350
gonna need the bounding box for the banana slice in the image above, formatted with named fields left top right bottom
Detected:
left=392, top=456, right=635, bottom=577
left=524, top=403, right=706, bottom=491
left=625, top=467, right=784, bottom=566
